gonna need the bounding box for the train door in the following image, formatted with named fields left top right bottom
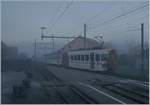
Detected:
left=61, top=53, right=69, bottom=67
left=90, top=52, right=95, bottom=69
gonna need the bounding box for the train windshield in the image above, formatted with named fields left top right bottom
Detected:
left=101, top=54, right=108, bottom=61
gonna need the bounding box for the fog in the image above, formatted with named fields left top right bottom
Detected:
left=2, top=0, right=149, bottom=57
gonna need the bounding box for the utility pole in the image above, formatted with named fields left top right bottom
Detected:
left=34, top=39, right=37, bottom=62
left=141, top=23, right=144, bottom=76
left=84, top=24, right=86, bottom=49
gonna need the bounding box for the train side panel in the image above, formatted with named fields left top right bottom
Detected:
left=68, top=49, right=116, bottom=71
left=46, top=49, right=117, bottom=72
left=108, top=49, right=117, bottom=71
left=61, top=53, right=69, bottom=67
left=68, top=51, right=91, bottom=70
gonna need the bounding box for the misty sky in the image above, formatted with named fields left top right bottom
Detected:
left=1, top=0, right=149, bottom=57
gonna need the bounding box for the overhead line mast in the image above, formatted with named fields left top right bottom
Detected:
left=40, top=24, right=87, bottom=52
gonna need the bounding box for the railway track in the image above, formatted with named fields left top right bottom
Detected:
left=37, top=69, right=66, bottom=103
left=90, top=79, right=149, bottom=104
left=35, top=66, right=149, bottom=104
left=37, top=69, right=98, bottom=104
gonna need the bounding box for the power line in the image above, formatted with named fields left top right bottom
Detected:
left=89, top=3, right=148, bottom=31
left=47, top=0, right=73, bottom=33
left=84, top=4, right=114, bottom=24
left=106, top=28, right=141, bottom=34
left=125, top=28, right=140, bottom=32
left=86, top=2, right=136, bottom=26
left=46, top=3, right=64, bottom=29
left=86, top=2, right=147, bottom=26
left=49, top=31, right=82, bottom=37
left=90, top=3, right=148, bottom=30
left=87, top=10, right=148, bottom=36
left=87, top=13, right=148, bottom=36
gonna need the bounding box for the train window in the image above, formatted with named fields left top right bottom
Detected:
left=71, top=55, right=73, bottom=61
left=85, top=55, right=89, bottom=61
left=101, top=54, right=108, bottom=61
left=90, top=52, right=94, bottom=62
left=76, top=55, right=78, bottom=60
left=95, top=54, right=100, bottom=61
left=77, top=55, right=80, bottom=60
left=74, top=55, right=77, bottom=60
left=81, top=55, right=84, bottom=61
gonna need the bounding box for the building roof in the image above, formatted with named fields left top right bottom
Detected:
left=57, top=36, right=101, bottom=54
left=43, top=36, right=113, bottom=57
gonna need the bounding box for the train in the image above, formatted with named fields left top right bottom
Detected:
left=46, top=48, right=117, bottom=72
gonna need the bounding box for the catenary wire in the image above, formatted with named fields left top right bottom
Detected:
left=88, top=3, right=148, bottom=31
left=47, top=1, right=73, bottom=33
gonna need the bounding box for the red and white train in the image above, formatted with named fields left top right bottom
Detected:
left=47, top=48, right=117, bottom=72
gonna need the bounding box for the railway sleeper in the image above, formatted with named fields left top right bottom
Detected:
left=114, top=84, right=149, bottom=98
left=44, top=70, right=64, bottom=82
left=53, top=80, right=66, bottom=87
left=54, top=87, right=69, bottom=104
left=39, top=71, right=67, bottom=103
left=104, top=86, right=149, bottom=104
left=119, top=82, right=149, bottom=92
left=92, top=79, right=117, bottom=86
left=54, top=86, right=90, bottom=104
left=69, top=85, right=98, bottom=104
